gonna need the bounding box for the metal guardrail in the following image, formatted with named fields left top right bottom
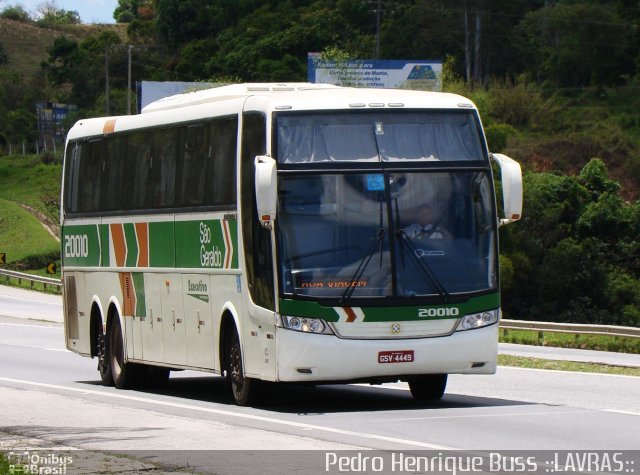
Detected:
left=501, top=319, right=640, bottom=340
left=0, top=272, right=637, bottom=339
left=0, top=268, right=62, bottom=290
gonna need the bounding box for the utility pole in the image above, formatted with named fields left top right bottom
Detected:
left=127, top=45, right=133, bottom=115
left=105, top=45, right=110, bottom=115
left=375, top=0, right=382, bottom=59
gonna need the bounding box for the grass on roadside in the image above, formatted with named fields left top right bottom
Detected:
left=0, top=456, right=6, bottom=475
left=498, top=354, right=640, bottom=377
left=0, top=453, right=13, bottom=475
left=0, top=198, right=59, bottom=264
left=499, top=328, right=639, bottom=354
left=0, top=155, right=61, bottom=221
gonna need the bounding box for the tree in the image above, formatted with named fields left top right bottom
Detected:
left=501, top=158, right=640, bottom=325
left=464, top=0, right=484, bottom=84
left=46, top=36, right=81, bottom=87
left=45, top=32, right=125, bottom=110
left=35, top=1, right=80, bottom=25
left=578, top=158, right=620, bottom=200
left=0, top=4, right=31, bottom=22
left=0, top=41, right=7, bottom=65
left=5, top=109, right=37, bottom=144
left=114, top=0, right=139, bottom=23
left=155, top=0, right=231, bottom=45
left=514, top=2, right=635, bottom=87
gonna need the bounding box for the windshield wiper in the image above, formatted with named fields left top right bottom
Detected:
left=396, top=230, right=450, bottom=302
left=339, top=226, right=386, bottom=304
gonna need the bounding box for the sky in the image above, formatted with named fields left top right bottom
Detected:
left=13, top=0, right=118, bottom=24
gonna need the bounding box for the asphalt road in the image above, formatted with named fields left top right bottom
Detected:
left=0, top=285, right=639, bottom=474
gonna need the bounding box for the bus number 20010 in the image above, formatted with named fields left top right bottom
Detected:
left=64, top=234, right=89, bottom=258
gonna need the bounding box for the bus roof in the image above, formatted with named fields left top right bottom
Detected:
left=141, top=82, right=475, bottom=113
left=66, top=83, right=477, bottom=142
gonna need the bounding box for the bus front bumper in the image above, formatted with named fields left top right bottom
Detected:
left=275, top=323, right=498, bottom=382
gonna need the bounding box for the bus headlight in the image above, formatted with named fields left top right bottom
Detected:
left=456, top=310, right=499, bottom=331
left=282, top=316, right=334, bottom=335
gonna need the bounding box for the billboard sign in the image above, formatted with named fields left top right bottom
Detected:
left=308, top=53, right=442, bottom=91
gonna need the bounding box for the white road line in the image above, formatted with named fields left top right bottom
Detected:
left=381, top=409, right=595, bottom=422
left=0, top=376, right=458, bottom=450
left=0, top=342, right=66, bottom=352
left=601, top=409, right=640, bottom=417
left=498, top=365, right=640, bottom=380
left=0, top=322, right=60, bottom=329
left=0, top=294, right=62, bottom=305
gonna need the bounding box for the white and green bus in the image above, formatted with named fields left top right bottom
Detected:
left=61, top=83, right=522, bottom=405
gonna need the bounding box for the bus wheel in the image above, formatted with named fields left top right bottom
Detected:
left=109, top=317, right=136, bottom=389
left=227, top=326, right=265, bottom=406
left=97, top=330, right=113, bottom=386
left=408, top=374, right=448, bottom=401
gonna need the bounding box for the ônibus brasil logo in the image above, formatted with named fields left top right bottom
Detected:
left=418, top=307, right=460, bottom=318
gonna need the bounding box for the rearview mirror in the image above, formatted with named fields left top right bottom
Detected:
left=492, top=153, right=523, bottom=226
left=254, top=155, right=277, bottom=229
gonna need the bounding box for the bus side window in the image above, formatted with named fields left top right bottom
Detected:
left=77, top=139, right=104, bottom=213
left=64, top=143, right=81, bottom=213
left=176, top=124, right=208, bottom=207
left=206, top=117, right=238, bottom=206
left=149, top=128, right=177, bottom=209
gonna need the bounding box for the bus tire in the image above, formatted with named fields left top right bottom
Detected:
left=227, top=326, right=266, bottom=406
left=97, top=329, right=113, bottom=386
left=408, top=374, right=447, bottom=401
left=109, top=316, right=137, bottom=389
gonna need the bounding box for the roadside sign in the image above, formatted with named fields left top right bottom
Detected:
left=46, top=262, right=57, bottom=274
left=308, top=54, right=443, bottom=91
left=0, top=253, right=5, bottom=265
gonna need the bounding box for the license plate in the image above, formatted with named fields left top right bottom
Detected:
left=378, top=350, right=414, bottom=364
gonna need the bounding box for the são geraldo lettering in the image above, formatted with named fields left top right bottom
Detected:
left=199, top=222, right=223, bottom=267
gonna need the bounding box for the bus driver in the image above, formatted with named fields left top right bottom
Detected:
left=403, top=204, right=451, bottom=239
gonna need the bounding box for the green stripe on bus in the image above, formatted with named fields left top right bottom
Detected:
left=149, top=221, right=175, bottom=267
left=278, top=292, right=500, bottom=322
left=64, top=218, right=238, bottom=270
left=100, top=224, right=110, bottom=267
left=228, top=219, right=239, bottom=269
left=132, top=272, right=146, bottom=316
left=123, top=223, right=138, bottom=267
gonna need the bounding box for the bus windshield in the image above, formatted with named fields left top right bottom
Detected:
left=276, top=111, right=485, bottom=163
left=277, top=171, right=497, bottom=300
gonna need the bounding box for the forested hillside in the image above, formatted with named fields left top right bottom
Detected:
left=0, top=0, right=638, bottom=325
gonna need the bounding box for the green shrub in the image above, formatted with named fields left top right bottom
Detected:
left=0, top=41, right=7, bottom=65
left=0, top=5, right=32, bottom=22
left=485, top=123, right=517, bottom=152
left=488, top=78, right=546, bottom=127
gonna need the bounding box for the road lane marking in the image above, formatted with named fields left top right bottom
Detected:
left=498, top=365, right=640, bottom=380
left=0, top=342, right=66, bottom=352
left=0, top=296, right=62, bottom=306
left=381, top=409, right=596, bottom=422
left=0, top=376, right=457, bottom=450
left=0, top=322, right=61, bottom=329
left=364, top=383, right=640, bottom=418
left=602, top=409, right=640, bottom=417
